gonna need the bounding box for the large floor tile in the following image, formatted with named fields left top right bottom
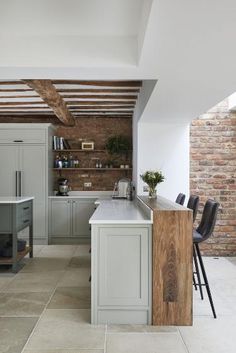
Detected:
left=106, top=333, right=188, bottom=353
left=57, top=268, right=91, bottom=287
left=38, top=245, right=76, bottom=258
left=24, top=309, right=105, bottom=350
left=21, top=257, right=70, bottom=273
left=107, top=324, right=178, bottom=333
left=2, top=271, right=63, bottom=293
left=180, top=315, right=236, bottom=353
left=0, top=274, right=16, bottom=291
left=0, top=317, right=37, bottom=353
left=68, top=256, right=91, bottom=268
left=0, top=292, right=50, bottom=316
left=47, top=287, right=91, bottom=309
left=73, top=244, right=91, bottom=256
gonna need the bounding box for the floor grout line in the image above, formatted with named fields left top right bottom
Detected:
left=178, top=327, right=191, bottom=353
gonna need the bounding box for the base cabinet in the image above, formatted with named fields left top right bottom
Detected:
left=49, top=198, right=96, bottom=243
left=91, top=224, right=152, bottom=324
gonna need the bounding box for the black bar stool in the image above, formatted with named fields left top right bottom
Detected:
left=193, top=199, right=220, bottom=318
left=187, top=195, right=201, bottom=295
left=175, top=193, right=185, bottom=205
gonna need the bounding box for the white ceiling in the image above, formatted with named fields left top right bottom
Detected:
left=0, top=0, right=236, bottom=123
left=0, top=0, right=143, bottom=36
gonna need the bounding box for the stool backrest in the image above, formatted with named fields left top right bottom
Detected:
left=187, top=195, right=199, bottom=222
left=175, top=193, right=186, bottom=205
left=196, top=199, right=220, bottom=240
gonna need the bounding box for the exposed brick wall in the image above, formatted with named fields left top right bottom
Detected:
left=0, top=115, right=132, bottom=191
left=190, top=100, right=236, bottom=256
left=55, top=117, right=132, bottom=191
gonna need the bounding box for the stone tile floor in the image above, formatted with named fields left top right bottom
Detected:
left=0, top=245, right=236, bottom=353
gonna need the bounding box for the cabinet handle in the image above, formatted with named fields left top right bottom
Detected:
left=14, top=140, right=23, bottom=143
left=67, top=201, right=70, bottom=204
left=23, top=219, right=29, bottom=223
left=23, top=207, right=29, bottom=210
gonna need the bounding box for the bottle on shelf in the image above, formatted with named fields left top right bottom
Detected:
left=69, top=154, right=74, bottom=168
left=74, top=156, right=79, bottom=168
left=62, top=155, right=69, bottom=168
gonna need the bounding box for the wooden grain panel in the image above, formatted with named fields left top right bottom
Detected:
left=152, top=209, right=192, bottom=325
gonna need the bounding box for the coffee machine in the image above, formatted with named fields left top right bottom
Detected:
left=57, top=178, right=69, bottom=196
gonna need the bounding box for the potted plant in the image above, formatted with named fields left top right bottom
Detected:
left=105, top=135, right=131, bottom=167
left=140, top=170, right=165, bottom=198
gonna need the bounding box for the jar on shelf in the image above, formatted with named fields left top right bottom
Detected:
left=62, top=155, right=69, bottom=168
left=54, top=155, right=63, bottom=168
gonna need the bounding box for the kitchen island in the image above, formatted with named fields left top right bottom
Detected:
left=89, top=196, right=192, bottom=326
left=0, top=197, right=34, bottom=272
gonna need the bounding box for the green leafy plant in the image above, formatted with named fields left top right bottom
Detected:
left=105, top=135, right=130, bottom=155
left=140, top=170, right=165, bottom=197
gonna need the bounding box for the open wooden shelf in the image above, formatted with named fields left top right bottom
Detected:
left=53, top=168, right=132, bottom=171
left=53, top=149, right=107, bottom=152
left=0, top=246, right=31, bottom=265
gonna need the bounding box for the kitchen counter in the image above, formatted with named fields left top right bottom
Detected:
left=0, top=197, right=34, bottom=204
left=89, top=199, right=152, bottom=224
left=49, top=191, right=113, bottom=199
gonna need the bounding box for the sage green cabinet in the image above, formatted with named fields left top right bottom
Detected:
left=50, top=199, right=71, bottom=237
left=91, top=224, right=152, bottom=325
left=49, top=198, right=96, bottom=243
left=0, top=123, right=54, bottom=244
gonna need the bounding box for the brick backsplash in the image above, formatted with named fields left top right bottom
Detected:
left=190, top=99, right=236, bottom=256
left=0, top=115, right=132, bottom=191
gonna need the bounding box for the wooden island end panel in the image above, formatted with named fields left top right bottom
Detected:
left=153, top=209, right=192, bottom=325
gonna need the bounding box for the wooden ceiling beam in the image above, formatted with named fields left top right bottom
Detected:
left=70, top=105, right=134, bottom=112
left=0, top=88, right=34, bottom=92
left=66, top=101, right=136, bottom=106
left=0, top=101, right=46, bottom=106
left=62, top=95, right=137, bottom=100
left=53, top=80, right=142, bottom=87
left=59, top=88, right=140, bottom=93
left=0, top=95, right=39, bottom=99
left=24, top=80, right=75, bottom=126
left=0, top=81, right=24, bottom=85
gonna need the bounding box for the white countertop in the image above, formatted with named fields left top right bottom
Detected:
left=49, top=191, right=113, bottom=199
left=0, top=197, right=34, bottom=204
left=89, top=199, right=152, bottom=224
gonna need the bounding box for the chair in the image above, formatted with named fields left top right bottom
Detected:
left=193, top=199, right=220, bottom=318
left=175, top=193, right=185, bottom=205
left=187, top=195, right=199, bottom=223
left=186, top=195, right=200, bottom=293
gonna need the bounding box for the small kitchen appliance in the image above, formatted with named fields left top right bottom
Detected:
left=57, top=177, right=69, bottom=196
left=112, top=178, right=133, bottom=200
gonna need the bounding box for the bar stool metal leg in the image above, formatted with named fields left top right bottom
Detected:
left=195, top=243, right=217, bottom=318
left=193, top=245, right=204, bottom=300
left=193, top=272, right=197, bottom=290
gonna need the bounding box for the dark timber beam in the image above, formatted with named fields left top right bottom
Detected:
left=24, top=80, right=75, bottom=126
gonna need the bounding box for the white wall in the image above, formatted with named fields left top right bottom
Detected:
left=137, top=122, right=190, bottom=202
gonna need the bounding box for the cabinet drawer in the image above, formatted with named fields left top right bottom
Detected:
left=0, top=129, right=46, bottom=144
left=16, top=202, right=32, bottom=230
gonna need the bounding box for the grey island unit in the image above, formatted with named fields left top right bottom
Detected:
left=0, top=197, right=34, bottom=272
left=89, top=196, right=192, bottom=326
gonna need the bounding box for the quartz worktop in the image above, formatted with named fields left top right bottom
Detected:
left=89, top=198, right=152, bottom=224
left=0, top=197, right=34, bottom=204
left=49, top=191, right=113, bottom=199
